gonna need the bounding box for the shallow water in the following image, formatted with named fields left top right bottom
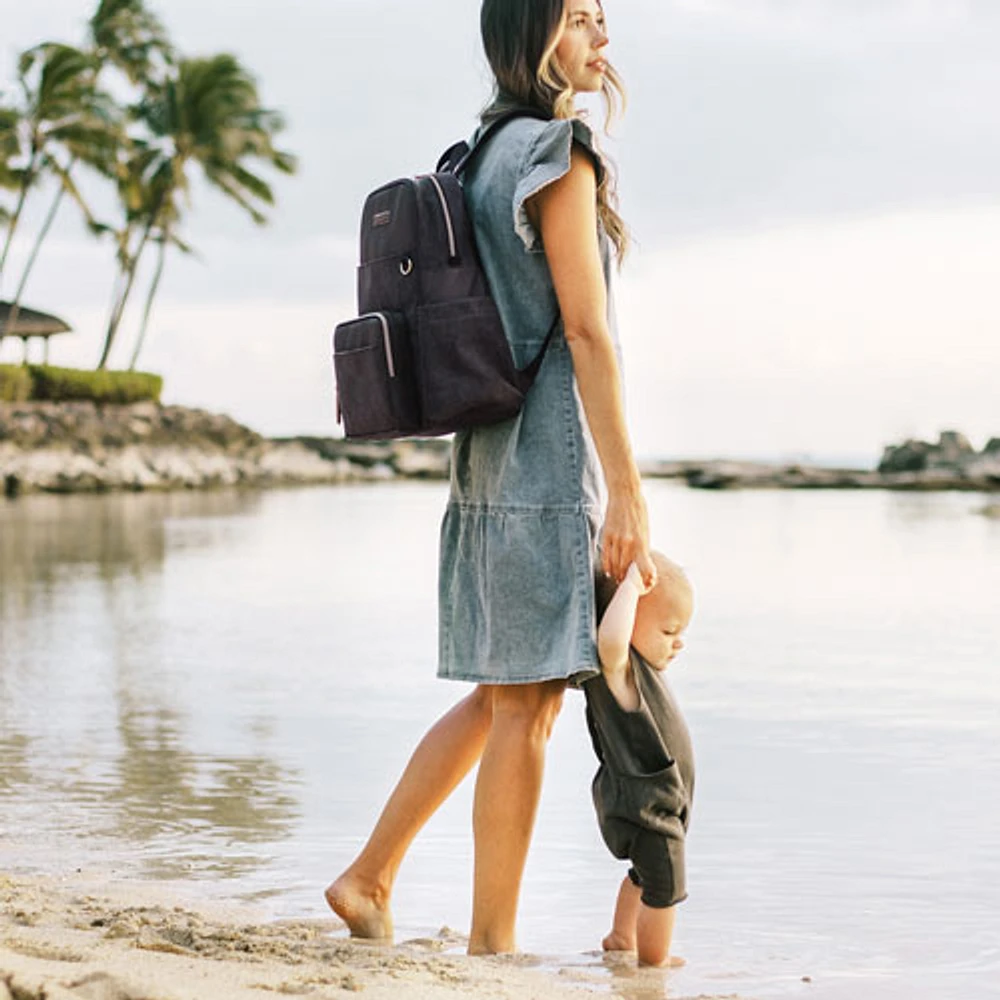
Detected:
left=1, top=483, right=999, bottom=999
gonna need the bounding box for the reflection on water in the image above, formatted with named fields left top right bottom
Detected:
left=0, top=731, right=31, bottom=793
left=108, top=702, right=299, bottom=849
left=2, top=484, right=999, bottom=1000
left=0, top=490, right=299, bottom=883
left=0, top=491, right=262, bottom=605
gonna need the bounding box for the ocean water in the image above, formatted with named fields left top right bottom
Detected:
left=1, top=482, right=998, bottom=999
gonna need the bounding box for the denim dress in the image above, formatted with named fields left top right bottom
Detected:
left=437, top=115, right=619, bottom=686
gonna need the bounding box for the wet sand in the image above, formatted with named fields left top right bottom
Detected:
left=0, top=872, right=705, bottom=1000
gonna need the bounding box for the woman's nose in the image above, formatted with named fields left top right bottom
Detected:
left=594, top=25, right=609, bottom=48
left=674, top=638, right=684, bottom=651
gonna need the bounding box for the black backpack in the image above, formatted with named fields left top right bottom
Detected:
left=332, top=109, right=558, bottom=441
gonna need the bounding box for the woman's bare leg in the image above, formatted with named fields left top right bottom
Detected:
left=468, top=680, right=566, bottom=955
left=326, top=686, right=494, bottom=938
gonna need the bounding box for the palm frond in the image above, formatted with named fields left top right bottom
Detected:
left=209, top=159, right=275, bottom=207
left=202, top=168, right=268, bottom=224
left=90, top=0, right=174, bottom=84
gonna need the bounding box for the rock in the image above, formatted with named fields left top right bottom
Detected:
left=927, top=429, right=975, bottom=469
left=287, top=436, right=451, bottom=479
left=256, top=442, right=355, bottom=484
left=979, top=503, right=1000, bottom=518
left=963, top=453, right=1000, bottom=484
left=392, top=442, right=450, bottom=479
left=0, top=403, right=440, bottom=494
left=878, top=438, right=933, bottom=473
left=878, top=431, right=998, bottom=484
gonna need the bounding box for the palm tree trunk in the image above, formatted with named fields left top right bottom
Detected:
left=1, top=181, right=68, bottom=340
left=97, top=210, right=158, bottom=369
left=128, top=232, right=167, bottom=371
left=0, top=154, right=39, bottom=284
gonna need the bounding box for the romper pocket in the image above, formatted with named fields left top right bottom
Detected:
left=414, top=297, right=525, bottom=434
left=617, top=764, right=689, bottom=835
left=333, top=311, right=419, bottom=439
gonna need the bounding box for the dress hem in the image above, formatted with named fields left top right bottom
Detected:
left=437, top=661, right=601, bottom=686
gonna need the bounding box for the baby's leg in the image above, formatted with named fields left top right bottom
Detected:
left=602, top=873, right=641, bottom=952
left=636, top=901, right=683, bottom=968
left=628, top=831, right=686, bottom=967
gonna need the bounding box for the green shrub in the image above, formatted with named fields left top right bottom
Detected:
left=27, top=365, right=163, bottom=404
left=0, top=363, right=32, bottom=402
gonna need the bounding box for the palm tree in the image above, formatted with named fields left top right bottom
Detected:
left=96, top=143, right=177, bottom=368
left=0, top=104, right=21, bottom=250
left=0, top=44, right=120, bottom=342
left=0, top=45, right=112, bottom=278
left=89, top=0, right=172, bottom=86
left=96, top=53, right=296, bottom=369
left=2, top=1, right=171, bottom=344
left=0, top=102, right=21, bottom=197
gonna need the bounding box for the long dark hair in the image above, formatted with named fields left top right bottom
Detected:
left=480, top=0, right=629, bottom=263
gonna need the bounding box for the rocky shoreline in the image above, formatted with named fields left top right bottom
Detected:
left=0, top=402, right=451, bottom=497
left=644, top=430, right=1000, bottom=495
left=1, top=403, right=998, bottom=498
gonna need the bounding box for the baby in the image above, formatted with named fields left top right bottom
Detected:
left=584, top=552, right=695, bottom=968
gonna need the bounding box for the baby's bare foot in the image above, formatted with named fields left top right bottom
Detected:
left=324, top=872, right=393, bottom=941
left=638, top=953, right=687, bottom=969
left=602, top=930, right=636, bottom=952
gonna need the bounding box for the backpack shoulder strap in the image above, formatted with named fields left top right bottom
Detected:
left=438, top=108, right=552, bottom=177
left=436, top=107, right=561, bottom=389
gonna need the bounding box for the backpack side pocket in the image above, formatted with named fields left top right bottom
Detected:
left=333, top=312, right=419, bottom=440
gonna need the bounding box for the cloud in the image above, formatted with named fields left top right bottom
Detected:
left=617, top=203, right=1000, bottom=459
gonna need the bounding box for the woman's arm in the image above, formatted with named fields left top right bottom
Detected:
left=528, top=146, right=653, bottom=585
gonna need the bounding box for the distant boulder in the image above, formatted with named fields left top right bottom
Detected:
left=878, top=438, right=933, bottom=473
left=928, top=430, right=975, bottom=469
left=879, top=430, right=980, bottom=474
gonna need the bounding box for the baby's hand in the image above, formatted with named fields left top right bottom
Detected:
left=625, top=560, right=656, bottom=596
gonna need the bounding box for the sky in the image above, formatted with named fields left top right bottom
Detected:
left=1, top=0, right=998, bottom=462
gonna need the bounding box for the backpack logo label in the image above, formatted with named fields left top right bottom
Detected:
left=373, top=210, right=392, bottom=228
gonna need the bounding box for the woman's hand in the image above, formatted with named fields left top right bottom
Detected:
left=601, top=488, right=655, bottom=586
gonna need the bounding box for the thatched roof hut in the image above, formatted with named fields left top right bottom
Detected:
left=0, top=301, right=73, bottom=364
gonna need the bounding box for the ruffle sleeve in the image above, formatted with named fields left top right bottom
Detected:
left=512, top=117, right=605, bottom=253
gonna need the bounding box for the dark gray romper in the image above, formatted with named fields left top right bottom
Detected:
left=584, top=648, right=695, bottom=908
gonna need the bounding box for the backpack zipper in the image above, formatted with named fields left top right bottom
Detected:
left=342, top=313, right=396, bottom=378
left=371, top=312, right=396, bottom=378
left=426, top=174, right=457, bottom=261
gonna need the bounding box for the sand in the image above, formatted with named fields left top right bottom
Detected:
left=0, top=872, right=648, bottom=1000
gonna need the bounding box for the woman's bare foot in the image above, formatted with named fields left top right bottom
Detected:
left=324, top=871, right=393, bottom=940
left=602, top=929, right=636, bottom=952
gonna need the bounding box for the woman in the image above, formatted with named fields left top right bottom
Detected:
left=327, top=0, right=654, bottom=955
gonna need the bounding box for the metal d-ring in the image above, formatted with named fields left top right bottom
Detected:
left=399, top=257, right=413, bottom=276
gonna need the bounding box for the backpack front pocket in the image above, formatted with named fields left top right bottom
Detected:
left=414, top=297, right=525, bottom=434
left=333, top=312, right=419, bottom=439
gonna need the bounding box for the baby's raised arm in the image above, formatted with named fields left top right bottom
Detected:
left=597, top=562, right=653, bottom=710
